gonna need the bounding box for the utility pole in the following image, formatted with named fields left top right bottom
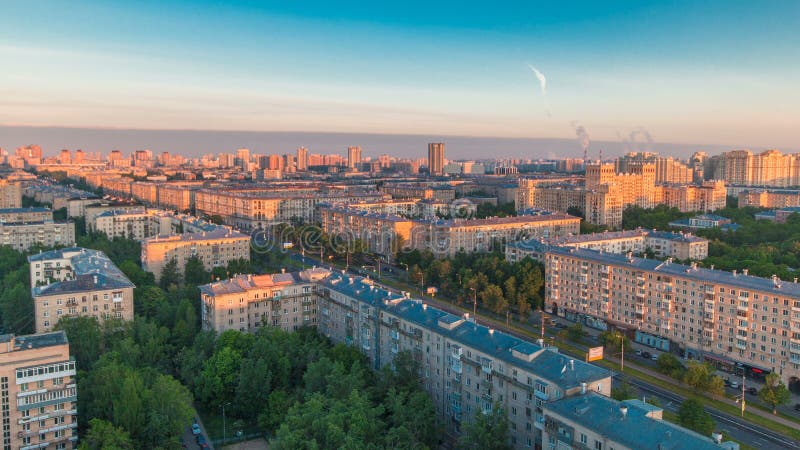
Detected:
left=506, top=307, right=510, bottom=326
left=471, top=287, right=477, bottom=317
left=620, top=333, right=625, bottom=372
left=741, top=372, right=746, bottom=417
left=540, top=309, right=546, bottom=339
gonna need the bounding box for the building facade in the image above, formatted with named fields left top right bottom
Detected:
left=142, top=228, right=251, bottom=280
left=199, top=268, right=331, bottom=334
left=545, top=246, right=800, bottom=384
left=0, top=331, right=78, bottom=450
left=428, top=143, right=445, bottom=176
left=28, top=248, right=135, bottom=333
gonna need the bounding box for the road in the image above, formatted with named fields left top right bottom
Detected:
left=623, top=375, right=799, bottom=450
left=288, top=250, right=800, bottom=449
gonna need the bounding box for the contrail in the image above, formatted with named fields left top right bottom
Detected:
left=528, top=65, right=547, bottom=97
left=527, top=64, right=550, bottom=116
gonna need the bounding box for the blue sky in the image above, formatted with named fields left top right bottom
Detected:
left=1, top=0, right=798, bottom=148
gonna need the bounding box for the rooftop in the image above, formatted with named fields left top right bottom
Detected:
left=28, top=247, right=135, bottom=296
left=0, top=207, right=51, bottom=214
left=199, top=268, right=331, bottom=296
left=323, top=272, right=610, bottom=390
left=545, top=393, right=731, bottom=450
left=547, top=246, right=800, bottom=297
left=144, top=227, right=249, bottom=243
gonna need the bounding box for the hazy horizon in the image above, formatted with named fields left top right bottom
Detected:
left=0, top=125, right=759, bottom=161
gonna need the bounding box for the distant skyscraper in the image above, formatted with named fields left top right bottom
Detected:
left=59, top=148, right=71, bottom=164
left=427, top=142, right=445, bottom=175
left=297, top=147, right=309, bottom=171
left=347, top=146, right=362, bottom=170
left=236, top=148, right=251, bottom=171
left=74, top=149, right=85, bottom=164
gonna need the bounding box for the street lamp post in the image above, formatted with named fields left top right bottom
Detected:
left=221, top=402, right=231, bottom=444
left=470, top=287, right=477, bottom=318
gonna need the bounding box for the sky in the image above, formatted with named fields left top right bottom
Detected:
left=1, top=1, right=799, bottom=157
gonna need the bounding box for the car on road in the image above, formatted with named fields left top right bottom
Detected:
left=641, top=351, right=651, bottom=359
left=191, top=423, right=201, bottom=435
left=635, top=350, right=642, bottom=356
left=651, top=353, right=659, bottom=361
left=794, top=403, right=800, bottom=412
left=747, top=387, right=758, bottom=395
left=197, top=434, right=207, bottom=445
left=729, top=380, right=739, bottom=389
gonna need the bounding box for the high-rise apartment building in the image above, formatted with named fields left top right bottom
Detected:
left=347, top=146, right=362, bottom=170
left=296, top=147, right=309, bottom=171
left=428, top=143, right=445, bottom=175
left=59, top=149, right=71, bottom=165
left=0, top=331, right=78, bottom=450
left=235, top=148, right=251, bottom=171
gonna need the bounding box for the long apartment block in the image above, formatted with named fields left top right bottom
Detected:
left=545, top=246, right=800, bottom=384
left=506, top=228, right=708, bottom=263
left=199, top=270, right=611, bottom=449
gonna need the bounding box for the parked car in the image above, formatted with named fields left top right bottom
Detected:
left=724, top=378, right=731, bottom=387
left=641, top=351, right=651, bottom=359
left=635, top=350, right=642, bottom=356
left=747, top=387, right=758, bottom=395
left=191, top=424, right=201, bottom=435
left=651, top=354, right=659, bottom=361
left=196, top=435, right=206, bottom=445
left=794, top=403, right=800, bottom=411
left=729, top=380, right=739, bottom=389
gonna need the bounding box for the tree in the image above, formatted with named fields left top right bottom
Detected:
left=55, top=316, right=103, bottom=370
left=159, top=257, right=181, bottom=289
left=656, top=353, right=684, bottom=378
left=567, top=323, right=585, bottom=342
left=456, top=403, right=512, bottom=450
left=184, top=255, right=209, bottom=286
left=78, top=418, right=135, bottom=450
left=759, top=372, right=791, bottom=414
left=678, top=398, right=715, bottom=435
left=611, top=379, right=634, bottom=401
left=683, top=361, right=723, bottom=395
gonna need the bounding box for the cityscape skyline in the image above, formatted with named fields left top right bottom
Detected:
left=2, top=1, right=799, bottom=149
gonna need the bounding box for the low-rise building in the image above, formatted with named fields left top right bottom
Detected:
left=0, top=178, right=22, bottom=208
left=0, top=220, right=75, bottom=251
left=668, top=214, right=740, bottom=231
left=0, top=331, right=78, bottom=450
left=739, top=189, right=800, bottom=208
left=28, top=248, right=135, bottom=333
left=142, top=228, right=251, bottom=280
left=543, top=392, right=738, bottom=450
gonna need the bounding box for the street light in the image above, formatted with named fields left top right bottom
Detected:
left=221, top=402, right=231, bottom=444
left=469, top=287, right=477, bottom=318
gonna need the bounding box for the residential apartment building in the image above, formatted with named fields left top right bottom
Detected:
left=506, top=229, right=708, bottom=263
left=319, top=206, right=415, bottom=260
left=543, top=393, right=738, bottom=450
left=518, top=164, right=726, bottom=227
left=91, top=209, right=158, bottom=241
left=199, top=268, right=331, bottom=333
left=713, top=149, right=800, bottom=187
left=316, top=273, right=611, bottom=448
left=417, top=213, right=581, bottom=258
left=428, top=143, right=445, bottom=175
left=616, top=152, right=693, bottom=184
left=28, top=248, right=135, bottom=333
left=198, top=269, right=612, bottom=449
left=0, top=207, right=52, bottom=224
left=142, top=228, right=251, bottom=280
left=0, top=178, right=22, bottom=209
left=739, top=189, right=800, bottom=208
left=194, top=187, right=388, bottom=229
left=381, top=183, right=456, bottom=202
left=0, top=331, right=78, bottom=450
left=0, top=221, right=75, bottom=252
left=545, top=246, right=800, bottom=384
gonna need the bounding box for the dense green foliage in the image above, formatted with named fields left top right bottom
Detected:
left=759, top=372, right=791, bottom=414
left=456, top=403, right=512, bottom=450
left=622, top=205, right=694, bottom=230
left=175, top=328, right=440, bottom=449
left=0, top=246, right=34, bottom=334
left=677, top=398, right=715, bottom=435
left=475, top=202, right=517, bottom=219
left=398, top=249, right=544, bottom=318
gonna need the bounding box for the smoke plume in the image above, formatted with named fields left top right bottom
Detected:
left=527, top=64, right=550, bottom=116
